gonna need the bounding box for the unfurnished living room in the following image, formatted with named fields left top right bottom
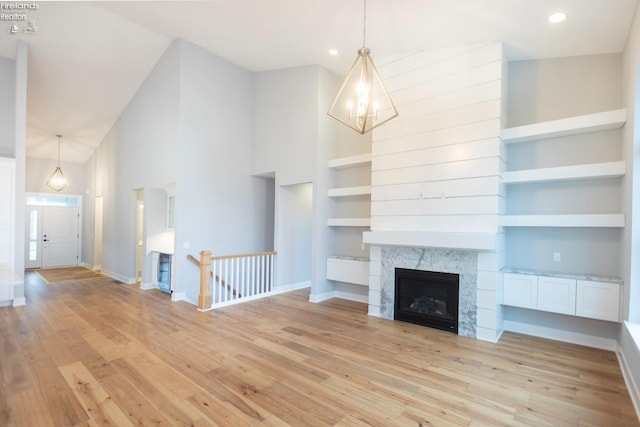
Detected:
left=1, top=0, right=640, bottom=425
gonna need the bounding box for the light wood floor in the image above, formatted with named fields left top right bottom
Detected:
left=0, top=271, right=637, bottom=426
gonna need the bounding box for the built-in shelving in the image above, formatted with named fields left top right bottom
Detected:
left=328, top=186, right=372, bottom=198
left=327, top=218, right=371, bottom=227
left=499, top=214, right=625, bottom=228
left=501, top=109, right=626, bottom=144
left=328, top=153, right=372, bottom=169
left=503, top=161, right=626, bottom=185
left=502, top=109, right=627, bottom=231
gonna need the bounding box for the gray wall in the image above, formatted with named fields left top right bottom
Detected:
left=251, top=66, right=319, bottom=185
left=84, top=40, right=181, bottom=282
left=174, top=39, right=267, bottom=302
left=508, top=54, right=622, bottom=127
left=0, top=56, right=15, bottom=158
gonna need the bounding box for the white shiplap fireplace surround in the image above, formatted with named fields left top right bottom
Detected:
left=361, top=42, right=507, bottom=342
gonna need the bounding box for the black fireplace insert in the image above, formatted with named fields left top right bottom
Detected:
left=394, top=268, right=459, bottom=333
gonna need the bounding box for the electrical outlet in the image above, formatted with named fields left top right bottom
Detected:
left=183, top=242, right=190, bottom=249
left=553, top=252, right=561, bottom=262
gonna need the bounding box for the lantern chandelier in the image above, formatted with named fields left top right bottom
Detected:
left=327, top=0, right=398, bottom=134
left=46, top=134, right=69, bottom=192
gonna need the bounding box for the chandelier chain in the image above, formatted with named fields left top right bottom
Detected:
left=362, top=0, right=367, bottom=48
left=56, top=135, right=62, bottom=166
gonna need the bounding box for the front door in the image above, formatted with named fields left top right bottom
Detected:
left=26, top=206, right=80, bottom=269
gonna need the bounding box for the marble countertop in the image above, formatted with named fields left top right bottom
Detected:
left=502, top=267, right=623, bottom=284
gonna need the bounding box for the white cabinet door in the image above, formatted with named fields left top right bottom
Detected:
left=537, top=276, right=576, bottom=315
left=576, top=280, right=620, bottom=322
left=503, top=273, right=538, bottom=309
left=326, top=258, right=342, bottom=281
left=342, top=259, right=369, bottom=286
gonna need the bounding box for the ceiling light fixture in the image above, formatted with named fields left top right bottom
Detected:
left=46, top=134, right=69, bottom=192
left=548, top=12, right=567, bottom=23
left=329, top=49, right=338, bottom=56
left=327, top=0, right=398, bottom=134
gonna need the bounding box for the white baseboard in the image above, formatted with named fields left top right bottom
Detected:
left=102, top=269, right=136, bottom=285
left=81, top=262, right=102, bottom=271
left=334, top=290, right=368, bottom=304
left=139, top=282, right=156, bottom=291
left=617, top=343, right=640, bottom=421
left=171, top=292, right=186, bottom=302
left=274, top=281, right=310, bottom=294
left=476, top=326, right=504, bottom=343
left=309, top=291, right=335, bottom=303
left=12, top=297, right=25, bottom=307
left=309, top=290, right=368, bottom=304
left=504, top=319, right=617, bottom=351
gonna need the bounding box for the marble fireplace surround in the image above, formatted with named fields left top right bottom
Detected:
left=368, top=246, right=479, bottom=339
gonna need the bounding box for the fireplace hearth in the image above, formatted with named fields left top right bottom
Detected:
left=394, top=268, right=459, bottom=333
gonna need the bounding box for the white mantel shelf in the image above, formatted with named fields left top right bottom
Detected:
left=362, top=231, right=499, bottom=251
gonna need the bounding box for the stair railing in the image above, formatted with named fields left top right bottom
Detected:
left=188, top=250, right=276, bottom=311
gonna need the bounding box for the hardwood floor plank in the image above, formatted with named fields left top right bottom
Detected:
left=0, top=271, right=636, bottom=426
left=58, top=361, right=134, bottom=427
left=30, top=358, right=89, bottom=426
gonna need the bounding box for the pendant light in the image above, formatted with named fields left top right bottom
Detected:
left=327, top=0, right=398, bottom=134
left=46, top=134, right=69, bottom=192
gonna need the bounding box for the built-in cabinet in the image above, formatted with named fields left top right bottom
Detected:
left=326, top=256, right=369, bottom=286
left=504, top=271, right=621, bottom=322
left=326, top=153, right=371, bottom=287
left=501, top=108, right=625, bottom=325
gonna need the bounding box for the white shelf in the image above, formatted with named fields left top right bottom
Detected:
left=328, top=186, right=372, bottom=197
left=328, top=153, right=372, bottom=169
left=327, top=218, right=371, bottom=227
left=503, top=161, right=626, bottom=184
left=500, top=214, right=625, bottom=228
left=501, top=109, right=626, bottom=144
left=363, top=231, right=499, bottom=251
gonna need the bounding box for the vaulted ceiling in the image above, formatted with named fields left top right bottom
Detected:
left=0, top=0, right=637, bottom=163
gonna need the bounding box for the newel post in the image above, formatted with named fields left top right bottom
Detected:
left=198, top=250, right=212, bottom=310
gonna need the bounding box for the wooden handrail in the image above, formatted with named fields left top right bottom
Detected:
left=210, top=250, right=277, bottom=261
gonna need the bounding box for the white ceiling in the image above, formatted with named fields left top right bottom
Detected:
left=0, top=0, right=637, bottom=164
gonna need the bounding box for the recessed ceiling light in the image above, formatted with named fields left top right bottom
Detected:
left=329, top=49, right=338, bottom=56
left=548, top=12, right=567, bottom=23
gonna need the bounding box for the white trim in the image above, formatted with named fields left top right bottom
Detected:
left=101, top=269, right=136, bottom=285
left=273, top=280, right=310, bottom=294
left=476, top=327, right=504, bottom=343
left=619, top=322, right=640, bottom=421
left=309, top=290, right=368, bottom=304
left=12, top=296, right=25, bottom=307
left=309, top=291, right=336, bottom=303
left=334, top=290, right=369, bottom=304
left=618, top=345, right=640, bottom=420
left=139, top=282, right=156, bottom=291
left=503, top=319, right=617, bottom=350
left=81, top=262, right=102, bottom=271
left=363, top=230, right=498, bottom=251
left=171, top=291, right=186, bottom=302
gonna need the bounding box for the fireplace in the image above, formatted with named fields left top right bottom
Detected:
left=394, top=268, right=459, bottom=334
